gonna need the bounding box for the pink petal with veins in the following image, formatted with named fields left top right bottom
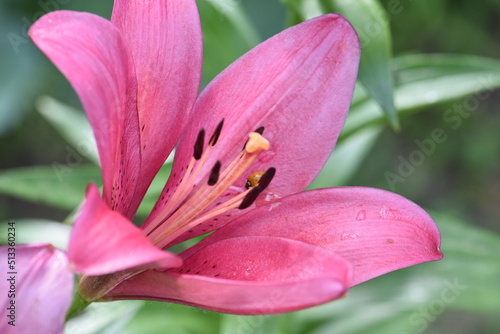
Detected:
left=111, top=0, right=202, bottom=212
left=103, top=236, right=351, bottom=314
left=29, top=11, right=141, bottom=218
left=183, top=187, right=442, bottom=286
left=68, top=184, right=182, bottom=276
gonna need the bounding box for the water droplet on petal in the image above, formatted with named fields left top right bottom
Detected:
left=341, top=232, right=361, bottom=240
left=258, top=150, right=276, bottom=163
left=263, top=191, right=282, bottom=202
left=255, top=190, right=283, bottom=208
left=356, top=210, right=366, bottom=221
left=379, top=206, right=394, bottom=218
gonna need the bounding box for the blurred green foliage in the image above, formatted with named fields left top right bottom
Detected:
left=0, top=0, right=499, bottom=333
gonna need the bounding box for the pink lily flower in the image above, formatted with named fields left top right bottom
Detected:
left=28, top=0, right=442, bottom=320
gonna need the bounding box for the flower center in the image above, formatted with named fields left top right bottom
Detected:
left=144, top=120, right=276, bottom=249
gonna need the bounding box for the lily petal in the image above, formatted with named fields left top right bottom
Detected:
left=102, top=236, right=351, bottom=314
left=29, top=11, right=141, bottom=218
left=183, top=187, right=443, bottom=286
left=0, top=244, right=73, bottom=334
left=111, top=0, right=202, bottom=211
left=149, top=14, right=360, bottom=222
left=68, top=184, right=182, bottom=276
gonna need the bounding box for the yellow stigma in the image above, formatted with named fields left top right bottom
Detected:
left=245, top=132, right=270, bottom=153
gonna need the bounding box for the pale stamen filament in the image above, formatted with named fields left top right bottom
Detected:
left=148, top=144, right=214, bottom=231
left=148, top=132, right=271, bottom=246
left=154, top=188, right=252, bottom=249
left=144, top=121, right=223, bottom=235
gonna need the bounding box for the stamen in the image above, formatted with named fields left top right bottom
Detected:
left=245, top=132, right=270, bottom=153
left=209, top=119, right=224, bottom=146
left=193, top=128, right=205, bottom=160
left=238, top=187, right=262, bottom=209
left=241, top=127, right=265, bottom=150
left=254, top=167, right=275, bottom=191
left=208, top=161, right=221, bottom=186
left=148, top=131, right=274, bottom=247
left=254, top=126, right=265, bottom=135
left=239, top=167, right=276, bottom=209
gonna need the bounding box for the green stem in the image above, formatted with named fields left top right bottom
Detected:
left=66, top=289, right=92, bottom=321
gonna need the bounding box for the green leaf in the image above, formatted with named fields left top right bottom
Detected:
left=395, top=53, right=500, bottom=83
left=342, top=53, right=500, bottom=140
left=0, top=162, right=172, bottom=218
left=0, top=164, right=101, bottom=211
left=36, top=95, right=99, bottom=164
left=0, top=11, right=42, bottom=135
left=309, top=125, right=382, bottom=189
left=280, top=0, right=324, bottom=21
left=221, top=313, right=290, bottom=334
left=427, top=212, right=500, bottom=313
left=326, top=0, right=398, bottom=129
left=121, top=302, right=220, bottom=334
left=198, top=0, right=261, bottom=84
left=65, top=301, right=144, bottom=334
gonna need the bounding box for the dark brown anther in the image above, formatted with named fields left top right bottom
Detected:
left=194, top=128, right=205, bottom=160
left=209, top=119, right=225, bottom=146
left=238, top=186, right=262, bottom=210
left=255, top=167, right=275, bottom=191
left=254, top=126, right=265, bottom=135
left=208, top=161, right=221, bottom=186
